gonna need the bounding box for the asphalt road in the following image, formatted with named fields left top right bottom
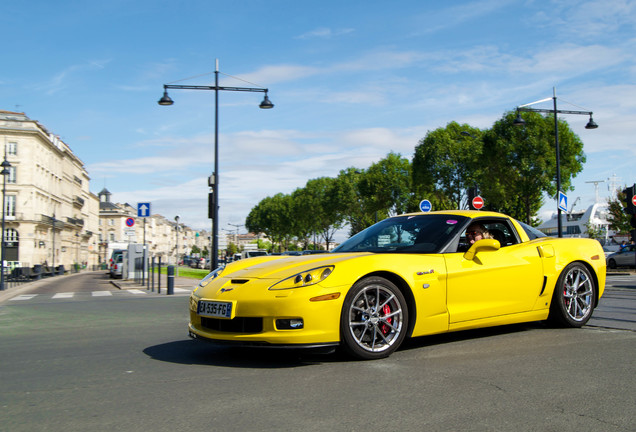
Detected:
left=0, top=272, right=634, bottom=431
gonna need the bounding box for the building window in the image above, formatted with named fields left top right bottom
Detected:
left=108, top=219, right=114, bottom=226
left=109, top=233, right=115, bottom=241
left=5, top=228, right=19, bottom=243
left=7, top=166, right=16, bottom=184
left=7, top=142, right=17, bottom=156
left=5, top=195, right=15, bottom=218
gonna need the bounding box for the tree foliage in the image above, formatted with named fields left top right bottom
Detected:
left=479, top=111, right=585, bottom=223
left=244, top=110, right=590, bottom=246
left=607, top=189, right=632, bottom=234
left=412, top=122, right=482, bottom=211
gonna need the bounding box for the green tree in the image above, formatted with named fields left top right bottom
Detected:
left=412, top=122, right=483, bottom=211
left=359, top=152, right=417, bottom=218
left=607, top=189, right=632, bottom=234
left=225, top=243, right=238, bottom=257
left=302, top=177, right=344, bottom=250
left=245, top=193, right=294, bottom=252
left=334, top=167, right=374, bottom=236
left=479, top=111, right=586, bottom=223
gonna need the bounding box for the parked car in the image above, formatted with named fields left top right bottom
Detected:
left=189, top=258, right=206, bottom=269
left=109, top=252, right=124, bottom=279
left=606, top=244, right=635, bottom=268
left=189, top=210, right=606, bottom=360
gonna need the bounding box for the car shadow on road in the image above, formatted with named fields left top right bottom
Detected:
left=143, top=339, right=346, bottom=368
left=143, top=322, right=546, bottom=368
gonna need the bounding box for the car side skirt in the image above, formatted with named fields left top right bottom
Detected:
left=448, top=309, right=550, bottom=332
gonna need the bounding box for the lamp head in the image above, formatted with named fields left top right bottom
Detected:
left=158, top=89, right=174, bottom=106
left=513, top=110, right=526, bottom=126
left=585, top=114, right=598, bottom=129
left=259, top=93, right=274, bottom=109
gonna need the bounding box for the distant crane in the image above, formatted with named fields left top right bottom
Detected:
left=569, top=197, right=580, bottom=213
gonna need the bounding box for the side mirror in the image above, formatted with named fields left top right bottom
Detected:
left=463, top=239, right=500, bottom=261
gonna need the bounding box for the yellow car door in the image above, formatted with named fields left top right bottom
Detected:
left=444, top=241, right=544, bottom=325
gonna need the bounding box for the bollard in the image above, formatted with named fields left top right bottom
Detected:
left=167, top=265, right=175, bottom=295
left=157, top=256, right=162, bottom=294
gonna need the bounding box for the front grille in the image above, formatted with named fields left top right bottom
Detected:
left=201, top=317, right=263, bottom=333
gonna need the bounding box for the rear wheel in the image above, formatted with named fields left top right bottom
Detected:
left=608, top=258, right=616, bottom=269
left=340, top=277, right=408, bottom=360
left=549, top=263, right=596, bottom=327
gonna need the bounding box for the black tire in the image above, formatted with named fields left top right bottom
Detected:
left=548, top=263, right=596, bottom=327
left=340, top=276, right=408, bottom=360
left=608, top=258, right=616, bottom=269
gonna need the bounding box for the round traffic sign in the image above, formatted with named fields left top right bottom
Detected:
left=472, top=196, right=484, bottom=210
left=419, top=199, right=432, bottom=212
left=632, top=195, right=636, bottom=206
left=125, top=217, right=135, bottom=227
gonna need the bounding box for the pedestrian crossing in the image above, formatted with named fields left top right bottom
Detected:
left=9, top=287, right=191, bottom=302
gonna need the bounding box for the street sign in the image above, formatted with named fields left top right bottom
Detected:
left=137, top=202, right=151, bottom=218
left=419, top=199, right=432, bottom=212
left=472, top=196, right=484, bottom=210
left=125, top=217, right=135, bottom=227
left=632, top=195, right=636, bottom=207
left=558, top=191, right=568, bottom=212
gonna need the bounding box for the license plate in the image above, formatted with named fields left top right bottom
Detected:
left=197, top=300, right=234, bottom=319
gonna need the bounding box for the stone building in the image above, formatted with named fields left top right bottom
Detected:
left=1, top=110, right=217, bottom=271
left=0, top=110, right=100, bottom=269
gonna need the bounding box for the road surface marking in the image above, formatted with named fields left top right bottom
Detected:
left=128, top=289, right=147, bottom=295
left=52, top=292, right=75, bottom=299
left=9, top=294, right=38, bottom=301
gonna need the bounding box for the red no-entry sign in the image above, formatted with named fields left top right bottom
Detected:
left=472, top=196, right=484, bottom=210
left=632, top=195, right=636, bottom=206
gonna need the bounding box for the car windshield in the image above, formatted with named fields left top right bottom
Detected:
left=334, top=214, right=469, bottom=254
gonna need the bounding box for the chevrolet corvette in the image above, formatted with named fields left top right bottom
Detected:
left=188, top=211, right=606, bottom=359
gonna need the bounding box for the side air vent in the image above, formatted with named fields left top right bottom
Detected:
left=231, top=279, right=249, bottom=284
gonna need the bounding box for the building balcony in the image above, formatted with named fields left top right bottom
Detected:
left=73, top=196, right=85, bottom=208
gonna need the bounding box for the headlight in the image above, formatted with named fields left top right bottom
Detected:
left=269, top=266, right=334, bottom=290
left=196, top=266, right=225, bottom=290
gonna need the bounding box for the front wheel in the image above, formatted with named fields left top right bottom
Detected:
left=607, top=258, right=616, bottom=269
left=549, top=263, right=596, bottom=327
left=340, top=277, right=408, bottom=360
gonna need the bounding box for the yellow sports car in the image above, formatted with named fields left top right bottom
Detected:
left=188, top=211, right=606, bottom=359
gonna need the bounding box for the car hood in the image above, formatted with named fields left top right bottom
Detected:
left=218, top=253, right=370, bottom=281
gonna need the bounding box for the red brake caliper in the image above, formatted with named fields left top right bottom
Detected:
left=380, top=304, right=392, bottom=335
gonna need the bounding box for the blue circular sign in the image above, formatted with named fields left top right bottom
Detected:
left=419, top=199, right=432, bottom=212
left=125, top=217, right=135, bottom=227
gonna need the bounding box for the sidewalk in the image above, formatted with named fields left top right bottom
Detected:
left=0, top=270, right=199, bottom=304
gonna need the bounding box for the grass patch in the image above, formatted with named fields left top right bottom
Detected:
left=150, top=266, right=210, bottom=279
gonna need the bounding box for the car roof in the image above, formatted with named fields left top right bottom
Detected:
left=397, top=210, right=511, bottom=219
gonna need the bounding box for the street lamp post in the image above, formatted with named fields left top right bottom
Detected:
left=228, top=222, right=243, bottom=245
left=174, top=215, right=180, bottom=275
left=514, top=87, right=597, bottom=238
left=0, top=152, right=11, bottom=291
left=159, top=59, right=274, bottom=270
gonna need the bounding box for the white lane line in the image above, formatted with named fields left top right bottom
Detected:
left=52, top=292, right=75, bottom=299
left=10, top=294, right=38, bottom=301
left=92, top=291, right=113, bottom=297
left=128, top=289, right=147, bottom=295
left=173, top=288, right=190, bottom=293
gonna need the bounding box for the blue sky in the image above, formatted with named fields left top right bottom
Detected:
left=2, top=0, right=635, bottom=236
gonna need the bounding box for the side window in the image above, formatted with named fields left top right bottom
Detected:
left=483, top=221, right=517, bottom=247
